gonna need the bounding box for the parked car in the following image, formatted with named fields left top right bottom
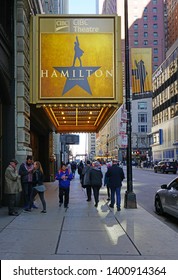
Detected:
left=154, top=161, right=177, bottom=174
left=132, top=160, right=138, bottom=166
left=154, top=177, right=178, bottom=218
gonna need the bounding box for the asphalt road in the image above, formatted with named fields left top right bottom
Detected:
left=130, top=167, right=178, bottom=233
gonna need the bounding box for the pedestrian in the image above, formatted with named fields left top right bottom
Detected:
left=77, top=160, right=84, bottom=183
left=104, top=163, right=111, bottom=201
left=106, top=159, right=125, bottom=211
left=82, top=160, right=92, bottom=201
left=55, top=163, right=73, bottom=208
left=66, top=161, right=72, bottom=174
left=89, top=161, right=103, bottom=207
left=71, top=161, right=77, bottom=177
left=24, top=161, right=47, bottom=213
left=4, top=159, right=22, bottom=216
left=19, top=155, right=37, bottom=209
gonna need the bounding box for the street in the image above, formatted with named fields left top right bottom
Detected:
left=126, top=167, right=178, bottom=233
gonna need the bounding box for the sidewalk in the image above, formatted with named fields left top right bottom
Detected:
left=0, top=174, right=178, bottom=260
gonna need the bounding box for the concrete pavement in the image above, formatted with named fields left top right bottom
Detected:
left=0, top=172, right=178, bottom=260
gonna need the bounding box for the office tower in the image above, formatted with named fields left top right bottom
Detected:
left=102, top=0, right=166, bottom=71
left=166, top=0, right=178, bottom=50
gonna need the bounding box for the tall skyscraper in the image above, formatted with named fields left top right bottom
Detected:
left=102, top=0, right=166, bottom=71
left=166, top=0, right=178, bottom=50
left=102, top=0, right=117, bottom=14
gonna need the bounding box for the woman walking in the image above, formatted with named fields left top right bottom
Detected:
left=25, top=161, right=46, bottom=213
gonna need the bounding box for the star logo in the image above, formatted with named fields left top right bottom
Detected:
left=54, top=36, right=101, bottom=96
left=54, top=66, right=100, bottom=95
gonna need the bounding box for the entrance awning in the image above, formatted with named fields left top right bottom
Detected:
left=42, top=103, right=118, bottom=133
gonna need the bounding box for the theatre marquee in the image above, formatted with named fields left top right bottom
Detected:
left=30, top=15, right=123, bottom=133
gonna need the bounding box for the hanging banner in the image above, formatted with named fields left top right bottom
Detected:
left=120, top=134, right=127, bottom=147
left=131, top=48, right=152, bottom=98
left=119, top=122, right=127, bottom=134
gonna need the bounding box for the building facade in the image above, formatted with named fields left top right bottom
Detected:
left=152, top=41, right=178, bottom=161
left=151, top=1, right=178, bottom=161
left=0, top=0, right=61, bottom=205
left=166, top=0, right=178, bottom=50
left=0, top=0, right=15, bottom=204
left=102, top=0, right=166, bottom=70
left=88, top=133, right=96, bottom=160
left=97, top=0, right=162, bottom=160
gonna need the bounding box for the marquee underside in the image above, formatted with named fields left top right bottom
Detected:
left=42, top=103, right=118, bottom=133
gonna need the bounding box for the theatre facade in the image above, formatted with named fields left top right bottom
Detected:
left=0, top=5, right=123, bottom=205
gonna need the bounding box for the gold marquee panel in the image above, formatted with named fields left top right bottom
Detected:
left=30, top=15, right=122, bottom=133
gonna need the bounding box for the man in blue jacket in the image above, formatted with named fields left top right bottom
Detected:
left=55, top=163, right=73, bottom=208
left=105, top=159, right=125, bottom=211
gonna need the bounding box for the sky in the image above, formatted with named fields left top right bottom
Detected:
left=69, top=0, right=97, bottom=14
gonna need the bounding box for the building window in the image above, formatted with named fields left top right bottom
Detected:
left=143, top=15, right=148, bottom=20
left=152, top=0, right=157, bottom=4
left=144, top=24, right=148, bottom=29
left=153, top=40, right=158, bottom=45
left=138, top=113, right=147, bottom=123
left=144, top=40, right=148, bottom=45
left=153, top=32, right=158, bottom=37
left=144, top=32, right=148, bottom=37
left=153, top=65, right=158, bottom=71
left=138, top=125, right=147, bottom=133
left=134, top=32, right=138, bottom=37
left=134, top=23, right=138, bottom=29
left=153, top=56, right=158, bottom=62
left=153, top=48, right=158, bottom=54
left=138, top=102, right=147, bottom=110
left=153, top=23, right=158, bottom=29
left=134, top=40, right=138, bottom=45
left=153, top=7, right=157, bottom=13
left=144, top=7, right=148, bottom=13
left=153, top=15, right=157, bottom=20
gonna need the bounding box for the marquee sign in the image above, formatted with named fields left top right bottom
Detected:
left=30, top=15, right=122, bottom=133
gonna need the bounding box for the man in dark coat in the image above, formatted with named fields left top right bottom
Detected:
left=82, top=160, right=92, bottom=201
left=89, top=161, right=103, bottom=207
left=106, top=159, right=125, bottom=211
left=77, top=160, right=84, bottom=183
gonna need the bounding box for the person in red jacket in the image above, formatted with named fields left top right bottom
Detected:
left=55, top=163, right=73, bottom=208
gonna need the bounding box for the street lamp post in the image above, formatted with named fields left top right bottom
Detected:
left=124, top=0, right=137, bottom=208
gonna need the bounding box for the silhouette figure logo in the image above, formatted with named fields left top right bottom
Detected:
left=54, top=36, right=101, bottom=96
left=132, top=59, right=148, bottom=93
left=73, top=36, right=84, bottom=67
